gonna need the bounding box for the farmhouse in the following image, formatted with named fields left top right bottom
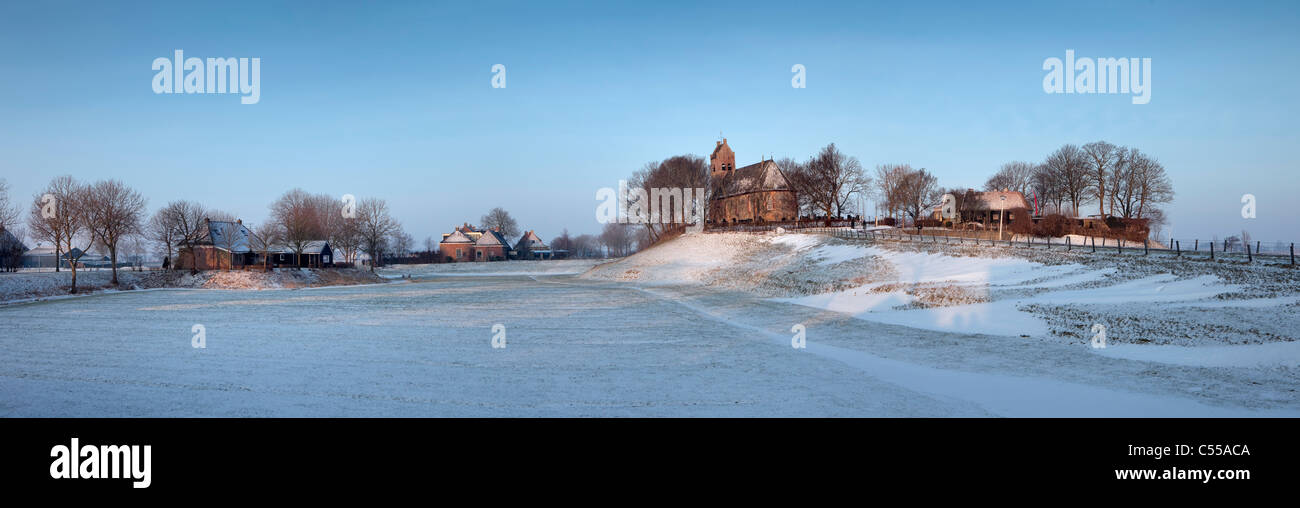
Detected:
left=178, top=219, right=256, bottom=270
left=178, top=219, right=332, bottom=269
left=956, top=189, right=1032, bottom=228
left=515, top=230, right=554, bottom=260
left=439, top=225, right=481, bottom=262
left=473, top=229, right=513, bottom=261
left=707, top=139, right=798, bottom=224
left=271, top=241, right=333, bottom=268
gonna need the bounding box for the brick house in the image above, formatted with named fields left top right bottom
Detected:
left=473, top=229, right=512, bottom=261
left=706, top=139, right=798, bottom=224
left=439, top=226, right=478, bottom=262
left=514, top=230, right=553, bottom=260
left=956, top=190, right=1032, bottom=227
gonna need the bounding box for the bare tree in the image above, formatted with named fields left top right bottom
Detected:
left=1029, top=163, right=1065, bottom=214
left=897, top=167, right=941, bottom=225
left=154, top=200, right=209, bottom=273
left=551, top=229, right=573, bottom=255
left=480, top=207, right=520, bottom=238
left=271, top=189, right=323, bottom=269
left=84, top=179, right=147, bottom=284
left=332, top=217, right=362, bottom=264
left=785, top=144, right=864, bottom=220
left=357, top=197, right=399, bottom=272
left=28, top=176, right=93, bottom=292
left=984, top=161, right=1034, bottom=195
left=390, top=230, right=413, bottom=259
left=599, top=222, right=633, bottom=257
left=147, top=208, right=179, bottom=270
left=1081, top=141, right=1120, bottom=217
left=873, top=164, right=911, bottom=224
left=0, top=179, right=20, bottom=235
left=249, top=222, right=281, bottom=271
left=1044, top=144, right=1092, bottom=217
left=635, top=154, right=709, bottom=242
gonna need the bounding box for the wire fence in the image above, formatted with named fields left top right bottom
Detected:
left=802, top=227, right=1298, bottom=266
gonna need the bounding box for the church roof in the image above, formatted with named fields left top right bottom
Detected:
left=711, top=159, right=793, bottom=199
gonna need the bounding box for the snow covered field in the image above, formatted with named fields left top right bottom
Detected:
left=1, top=233, right=1296, bottom=417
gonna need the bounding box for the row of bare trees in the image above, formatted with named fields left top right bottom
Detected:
left=997, top=142, right=1173, bottom=226
left=20, top=176, right=148, bottom=292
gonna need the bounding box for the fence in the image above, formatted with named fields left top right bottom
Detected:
left=807, top=227, right=1298, bottom=266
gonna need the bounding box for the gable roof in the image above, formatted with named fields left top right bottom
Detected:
left=961, top=190, right=1032, bottom=211
left=475, top=230, right=510, bottom=247
left=205, top=220, right=254, bottom=252
left=711, top=159, right=793, bottom=199
left=515, top=230, right=547, bottom=250
left=441, top=229, right=475, bottom=244
left=0, top=228, right=26, bottom=252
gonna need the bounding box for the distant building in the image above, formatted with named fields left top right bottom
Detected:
left=473, top=229, right=513, bottom=261
left=0, top=228, right=27, bottom=271
left=439, top=224, right=481, bottom=262
left=707, top=139, right=798, bottom=224
left=514, top=230, right=553, bottom=260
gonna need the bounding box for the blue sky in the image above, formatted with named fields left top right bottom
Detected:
left=1, top=0, right=1297, bottom=245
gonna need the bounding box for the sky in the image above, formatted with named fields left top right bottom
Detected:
left=1, top=0, right=1297, bottom=246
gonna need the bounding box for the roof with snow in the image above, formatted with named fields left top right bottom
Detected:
left=441, top=229, right=475, bottom=244
left=475, top=230, right=511, bottom=247
left=204, top=220, right=254, bottom=253
left=962, top=190, right=1032, bottom=211
left=515, top=230, right=547, bottom=250
left=711, top=159, right=793, bottom=199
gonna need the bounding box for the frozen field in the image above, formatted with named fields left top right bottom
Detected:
left=1, top=264, right=1297, bottom=416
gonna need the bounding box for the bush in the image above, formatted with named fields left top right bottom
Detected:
left=1034, top=214, right=1069, bottom=238
left=877, top=217, right=897, bottom=227
left=1007, top=207, right=1034, bottom=235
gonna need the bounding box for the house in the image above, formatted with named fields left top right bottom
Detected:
left=271, top=241, right=333, bottom=268
left=707, top=139, right=799, bottom=224
left=473, top=228, right=513, bottom=262
left=957, top=189, right=1032, bottom=227
left=0, top=228, right=27, bottom=271
left=514, top=230, right=553, bottom=259
left=439, top=225, right=479, bottom=262
left=177, top=219, right=257, bottom=270
left=20, top=246, right=106, bottom=269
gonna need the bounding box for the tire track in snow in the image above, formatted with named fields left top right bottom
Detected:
left=535, top=276, right=1299, bottom=417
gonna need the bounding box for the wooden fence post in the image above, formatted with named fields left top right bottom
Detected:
left=1256, top=241, right=1261, bottom=255
left=1144, top=240, right=1149, bottom=256
left=1292, top=243, right=1295, bottom=265
left=1175, top=240, right=1180, bottom=257
left=1247, top=243, right=1253, bottom=263
left=1210, top=241, right=1215, bottom=260
left=1067, top=236, right=1071, bottom=251
left=1194, top=239, right=1198, bottom=251
left=1091, top=236, right=1096, bottom=253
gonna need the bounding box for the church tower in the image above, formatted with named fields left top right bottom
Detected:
left=709, top=138, right=735, bottom=181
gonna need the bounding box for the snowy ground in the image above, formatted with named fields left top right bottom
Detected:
left=2, top=233, right=1296, bottom=416
left=0, top=268, right=384, bottom=303
left=377, top=259, right=606, bottom=278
